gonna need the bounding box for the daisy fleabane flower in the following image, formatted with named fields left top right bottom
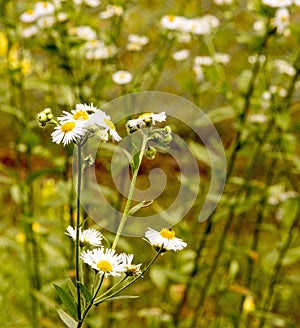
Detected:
left=144, top=228, right=187, bottom=252
left=81, top=248, right=127, bottom=278
left=262, top=0, right=293, bottom=7
left=65, top=225, right=103, bottom=247
left=121, top=253, right=142, bottom=276
left=51, top=119, right=86, bottom=146
left=112, top=70, right=133, bottom=85
left=58, top=103, right=101, bottom=124
left=127, top=112, right=166, bottom=131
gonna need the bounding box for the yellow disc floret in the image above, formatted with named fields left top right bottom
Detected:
left=160, top=228, right=175, bottom=240
left=61, top=121, right=76, bottom=133
left=73, top=110, right=89, bottom=120
left=97, top=260, right=113, bottom=272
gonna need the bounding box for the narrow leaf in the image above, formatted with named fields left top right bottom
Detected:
left=78, top=282, right=93, bottom=303
left=57, top=309, right=78, bottom=328
left=128, top=200, right=153, bottom=216
left=54, top=284, right=78, bottom=319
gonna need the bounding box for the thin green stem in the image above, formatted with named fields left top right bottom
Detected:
left=75, top=144, right=83, bottom=321
left=77, top=275, right=105, bottom=328
left=111, top=134, right=148, bottom=250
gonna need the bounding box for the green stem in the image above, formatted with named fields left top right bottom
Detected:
left=75, top=144, right=83, bottom=321
left=77, top=275, right=105, bottom=328
left=111, top=134, right=148, bottom=250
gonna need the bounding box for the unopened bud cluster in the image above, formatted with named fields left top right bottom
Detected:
left=37, top=108, right=55, bottom=127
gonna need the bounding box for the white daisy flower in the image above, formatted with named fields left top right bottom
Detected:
left=99, top=5, right=123, bottom=19
left=112, top=70, right=133, bottom=85
left=65, top=225, right=103, bottom=247
left=262, top=0, right=293, bottom=7
left=127, top=112, right=166, bottom=130
left=273, top=8, right=290, bottom=33
left=34, top=1, right=55, bottom=17
left=22, top=26, right=39, bottom=38
left=144, top=228, right=187, bottom=252
left=74, top=26, right=97, bottom=41
left=172, top=49, right=190, bottom=61
left=20, top=9, right=38, bottom=23
left=194, top=56, right=214, bottom=66
left=160, top=15, right=188, bottom=31
left=121, top=253, right=142, bottom=276
left=81, top=248, right=127, bottom=277
left=51, top=120, right=86, bottom=146
left=37, top=16, right=56, bottom=29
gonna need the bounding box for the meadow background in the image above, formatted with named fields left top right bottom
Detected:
left=0, top=0, right=300, bottom=327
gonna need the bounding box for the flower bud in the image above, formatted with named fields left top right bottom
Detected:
left=145, top=145, right=156, bottom=160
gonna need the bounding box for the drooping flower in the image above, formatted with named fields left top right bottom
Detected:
left=112, top=70, right=133, bottom=85
left=121, top=253, right=142, bottom=276
left=144, top=228, right=187, bottom=252
left=65, top=225, right=103, bottom=247
left=127, top=112, right=166, bottom=131
left=81, top=248, right=127, bottom=277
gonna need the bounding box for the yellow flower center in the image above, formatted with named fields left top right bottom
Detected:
left=104, top=118, right=116, bottom=130
left=73, top=110, right=89, bottom=120
left=168, top=15, right=175, bottom=22
left=139, top=112, right=152, bottom=119
left=61, top=121, right=75, bottom=133
left=97, top=260, right=113, bottom=272
left=160, top=228, right=175, bottom=240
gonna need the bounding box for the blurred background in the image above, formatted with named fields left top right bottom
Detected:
left=0, top=0, right=299, bottom=327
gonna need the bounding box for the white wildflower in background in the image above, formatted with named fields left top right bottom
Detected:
left=172, top=49, right=190, bottom=61
left=214, top=0, right=233, bottom=4
left=99, top=5, right=123, bottom=19
left=273, top=7, right=290, bottom=33
left=127, top=34, right=149, bottom=51
left=194, top=55, right=214, bottom=66
left=65, top=226, right=103, bottom=247
left=262, top=0, right=293, bottom=7
left=112, top=70, right=132, bottom=85
left=73, top=26, right=97, bottom=40
left=73, top=0, right=100, bottom=6
left=214, top=52, right=231, bottom=64
left=274, top=59, right=296, bottom=76
left=160, top=15, right=187, bottom=31
left=22, top=26, right=39, bottom=38
left=193, top=65, right=204, bottom=82
left=144, top=228, right=187, bottom=252
left=85, top=40, right=117, bottom=60
left=34, top=1, right=55, bottom=17
left=248, top=114, right=268, bottom=124
left=177, top=32, right=192, bottom=43
left=127, top=112, right=166, bottom=130
left=37, top=16, right=56, bottom=29
left=20, top=10, right=38, bottom=23
left=81, top=248, right=127, bottom=277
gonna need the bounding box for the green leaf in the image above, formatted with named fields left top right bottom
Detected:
left=54, top=284, right=78, bottom=320
left=78, top=282, right=93, bottom=303
left=57, top=309, right=78, bottom=328
left=188, top=140, right=211, bottom=166
left=128, top=200, right=153, bottom=216
left=131, top=150, right=140, bottom=172
left=0, top=104, right=26, bottom=124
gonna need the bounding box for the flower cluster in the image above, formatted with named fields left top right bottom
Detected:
left=126, top=112, right=167, bottom=133
left=76, top=227, right=187, bottom=277
left=160, top=14, right=219, bottom=35
left=37, top=103, right=122, bottom=146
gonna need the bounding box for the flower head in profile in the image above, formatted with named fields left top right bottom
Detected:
left=144, top=228, right=187, bottom=252
left=81, top=248, right=127, bottom=277
left=121, top=253, right=142, bottom=276
left=126, top=112, right=166, bottom=132
left=65, top=226, right=103, bottom=247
